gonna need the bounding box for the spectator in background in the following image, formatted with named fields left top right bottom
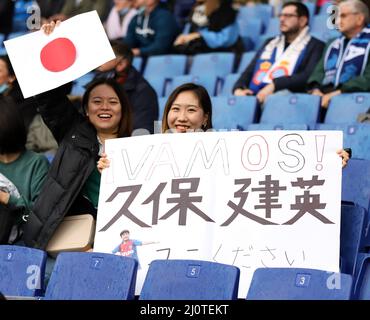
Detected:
left=233, top=2, right=325, bottom=104
left=0, top=97, right=50, bottom=244
left=36, top=0, right=66, bottom=24
left=307, top=0, right=370, bottom=108
left=0, top=55, right=61, bottom=156
left=49, top=0, right=110, bottom=21
left=0, top=0, right=15, bottom=40
left=125, top=0, right=180, bottom=56
left=95, top=40, right=158, bottom=134
left=105, top=0, right=138, bottom=40
left=173, top=0, right=241, bottom=55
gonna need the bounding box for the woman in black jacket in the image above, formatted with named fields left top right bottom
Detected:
left=23, top=78, right=132, bottom=249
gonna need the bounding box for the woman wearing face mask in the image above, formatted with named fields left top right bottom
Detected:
left=105, top=0, right=138, bottom=40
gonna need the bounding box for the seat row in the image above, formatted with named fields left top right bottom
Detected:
left=1, top=199, right=370, bottom=300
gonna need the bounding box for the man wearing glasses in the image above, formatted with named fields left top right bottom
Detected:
left=307, top=0, right=370, bottom=108
left=233, top=2, right=325, bottom=104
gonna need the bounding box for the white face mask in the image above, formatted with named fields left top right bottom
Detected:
left=0, top=83, right=9, bottom=94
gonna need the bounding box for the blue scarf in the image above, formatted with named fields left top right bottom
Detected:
left=248, top=27, right=311, bottom=94
left=323, top=24, right=370, bottom=87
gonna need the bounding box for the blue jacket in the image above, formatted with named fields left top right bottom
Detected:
left=199, top=22, right=239, bottom=49
left=125, top=6, right=180, bottom=56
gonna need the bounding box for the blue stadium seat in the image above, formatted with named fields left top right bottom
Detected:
left=167, top=74, right=218, bottom=96
left=342, top=158, right=370, bottom=214
left=44, top=252, right=138, bottom=300
left=311, top=14, right=334, bottom=33
left=246, top=267, right=353, bottom=300
left=311, top=30, right=341, bottom=43
left=353, top=253, right=370, bottom=299
left=340, top=204, right=367, bottom=276
left=158, top=97, right=168, bottom=121
left=139, top=259, right=240, bottom=300
left=261, top=94, right=321, bottom=128
left=247, top=123, right=308, bottom=130
left=264, top=17, right=279, bottom=36
left=219, top=73, right=240, bottom=96
left=143, top=54, right=187, bottom=79
left=133, top=56, right=143, bottom=73
left=237, top=4, right=274, bottom=31
left=238, top=18, right=263, bottom=50
left=0, top=245, right=46, bottom=297
left=316, top=124, right=370, bottom=160
left=325, top=93, right=370, bottom=124
left=212, top=96, right=258, bottom=130
left=189, top=53, right=235, bottom=78
left=145, top=74, right=166, bottom=97
left=318, top=1, right=336, bottom=16
left=352, top=253, right=370, bottom=299
left=237, top=51, right=256, bottom=74
left=70, top=72, right=95, bottom=96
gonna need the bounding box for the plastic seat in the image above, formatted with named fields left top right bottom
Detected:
left=0, top=245, right=46, bottom=297
left=167, top=74, right=218, bottom=96
left=145, top=74, right=166, bottom=97
left=157, top=96, right=168, bottom=121
left=212, top=96, right=257, bottom=130
left=316, top=124, right=370, bottom=161
left=246, top=267, right=353, bottom=300
left=237, top=4, right=273, bottom=31
left=133, top=56, right=143, bottom=73
left=341, top=158, right=370, bottom=213
left=44, top=252, right=138, bottom=300
left=189, top=53, right=235, bottom=79
left=340, top=204, right=367, bottom=276
left=353, top=253, right=370, bottom=299
left=70, top=72, right=95, bottom=96
left=139, top=259, right=240, bottom=300
left=219, top=73, right=240, bottom=96
left=237, top=51, right=256, bottom=74
left=143, top=54, right=187, bottom=79
left=261, top=94, right=321, bottom=128
left=247, top=123, right=308, bottom=130
left=325, top=93, right=370, bottom=124
left=238, top=18, right=263, bottom=50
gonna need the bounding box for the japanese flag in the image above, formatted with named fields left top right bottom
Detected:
left=4, top=11, right=115, bottom=98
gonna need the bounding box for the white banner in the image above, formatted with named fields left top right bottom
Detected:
left=4, top=11, right=115, bottom=98
left=94, top=131, right=343, bottom=298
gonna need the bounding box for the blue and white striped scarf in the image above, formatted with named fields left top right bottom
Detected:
left=323, top=24, right=370, bottom=87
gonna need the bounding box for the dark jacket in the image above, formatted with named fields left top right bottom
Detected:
left=22, top=88, right=99, bottom=249
left=233, top=36, right=325, bottom=93
left=123, top=66, right=158, bottom=134
left=0, top=0, right=15, bottom=35
left=307, top=38, right=370, bottom=93
left=125, top=5, right=180, bottom=56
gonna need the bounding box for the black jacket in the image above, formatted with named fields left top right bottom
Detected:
left=123, top=66, right=158, bottom=134
left=22, top=88, right=99, bottom=249
left=233, top=36, right=325, bottom=93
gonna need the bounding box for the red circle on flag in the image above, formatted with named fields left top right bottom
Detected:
left=40, top=38, right=77, bottom=72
